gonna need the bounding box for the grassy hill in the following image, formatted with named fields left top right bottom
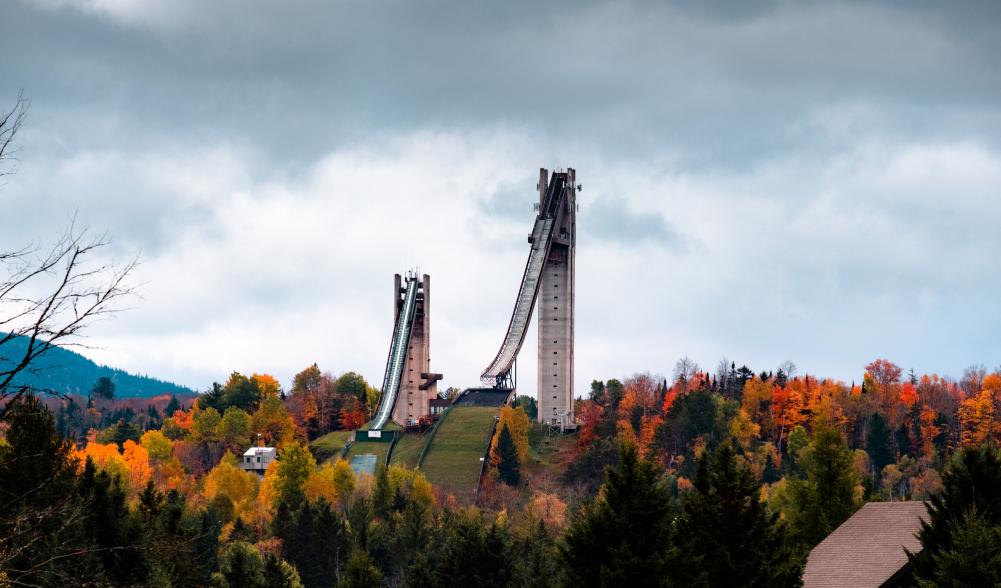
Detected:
left=1, top=334, right=196, bottom=398
left=308, top=430, right=353, bottom=463
left=389, top=433, right=426, bottom=468
left=419, top=406, right=499, bottom=499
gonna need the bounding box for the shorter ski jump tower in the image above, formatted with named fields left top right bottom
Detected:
left=370, top=272, right=441, bottom=434
left=482, top=168, right=577, bottom=426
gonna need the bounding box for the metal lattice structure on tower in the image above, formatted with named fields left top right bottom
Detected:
left=481, top=168, right=576, bottom=425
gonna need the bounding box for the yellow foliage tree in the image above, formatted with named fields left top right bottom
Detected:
left=490, top=405, right=530, bottom=465
left=526, top=491, right=567, bottom=530
left=243, top=460, right=279, bottom=535
left=729, top=408, right=761, bottom=451
left=330, top=458, right=356, bottom=503
left=386, top=464, right=435, bottom=509
left=741, top=376, right=772, bottom=423
left=140, top=429, right=173, bottom=463
left=304, top=462, right=339, bottom=506
left=204, top=452, right=260, bottom=518
left=272, top=442, right=316, bottom=506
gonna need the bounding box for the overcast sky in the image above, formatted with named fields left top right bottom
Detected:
left=3, top=0, right=1000, bottom=396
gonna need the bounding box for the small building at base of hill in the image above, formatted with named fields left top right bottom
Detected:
left=239, top=446, right=276, bottom=475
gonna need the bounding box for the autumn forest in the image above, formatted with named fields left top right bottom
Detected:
left=4, top=353, right=1001, bottom=586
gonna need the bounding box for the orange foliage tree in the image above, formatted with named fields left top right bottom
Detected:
left=75, top=440, right=151, bottom=495
left=615, top=374, right=662, bottom=451
left=252, top=373, right=282, bottom=399
left=772, top=379, right=807, bottom=451
left=918, top=406, right=941, bottom=459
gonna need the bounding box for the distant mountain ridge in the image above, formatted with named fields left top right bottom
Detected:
left=1, top=334, right=196, bottom=398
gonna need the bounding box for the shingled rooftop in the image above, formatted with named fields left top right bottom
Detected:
left=803, top=501, right=928, bottom=588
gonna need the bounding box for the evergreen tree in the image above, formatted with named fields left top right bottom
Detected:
left=263, top=553, right=305, bottom=588
left=786, top=425, right=809, bottom=476
left=277, top=498, right=347, bottom=588
left=865, top=413, right=894, bottom=486
left=200, top=383, right=227, bottom=413
left=402, top=553, right=436, bottom=588
left=372, top=499, right=432, bottom=585
left=515, top=395, right=538, bottom=420
left=337, top=548, right=383, bottom=588
left=560, top=442, right=673, bottom=587
left=79, top=460, right=150, bottom=583
left=373, top=465, right=393, bottom=518
left=143, top=485, right=217, bottom=585
left=915, top=508, right=1001, bottom=587
left=428, top=512, right=512, bottom=587
left=605, top=379, right=625, bottom=408
left=563, top=437, right=619, bottom=495
left=513, top=520, right=560, bottom=588
left=655, top=387, right=725, bottom=479
left=346, top=495, right=374, bottom=550
left=762, top=450, right=782, bottom=484
left=590, top=380, right=607, bottom=405
left=0, top=394, right=99, bottom=585
left=164, top=394, right=181, bottom=417
left=496, top=423, right=521, bottom=486
left=909, top=445, right=1001, bottom=581
left=786, top=426, right=860, bottom=548
left=211, top=541, right=267, bottom=588
left=91, top=376, right=116, bottom=401
left=222, top=372, right=262, bottom=412
left=895, top=421, right=915, bottom=459
left=670, top=442, right=803, bottom=587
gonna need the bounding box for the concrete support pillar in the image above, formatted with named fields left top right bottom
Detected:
left=537, top=169, right=575, bottom=425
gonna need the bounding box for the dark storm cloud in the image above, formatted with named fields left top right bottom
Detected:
left=6, top=0, right=1001, bottom=167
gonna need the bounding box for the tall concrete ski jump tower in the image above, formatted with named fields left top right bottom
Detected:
left=482, top=168, right=577, bottom=426
left=370, top=272, right=442, bottom=431
left=536, top=168, right=576, bottom=425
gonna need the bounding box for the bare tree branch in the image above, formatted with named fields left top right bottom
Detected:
left=0, top=93, right=139, bottom=414
left=0, top=91, right=29, bottom=182
left=0, top=222, right=139, bottom=413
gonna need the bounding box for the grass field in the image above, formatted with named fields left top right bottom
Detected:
left=308, top=430, right=352, bottom=463
left=420, top=406, right=499, bottom=497
left=389, top=433, right=426, bottom=468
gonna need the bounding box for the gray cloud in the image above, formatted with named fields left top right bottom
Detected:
left=8, top=0, right=1001, bottom=166
left=585, top=197, right=686, bottom=250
